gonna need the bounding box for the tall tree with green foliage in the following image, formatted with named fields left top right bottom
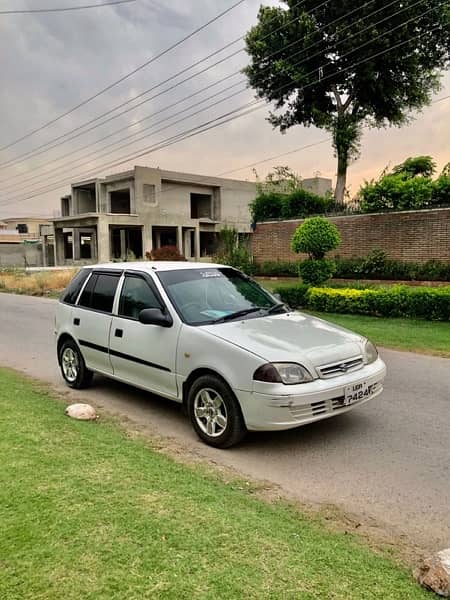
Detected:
left=244, top=0, right=450, bottom=203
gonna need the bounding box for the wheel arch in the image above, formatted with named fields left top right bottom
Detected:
left=57, top=333, right=78, bottom=364
left=182, top=368, right=234, bottom=411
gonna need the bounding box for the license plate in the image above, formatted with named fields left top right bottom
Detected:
left=344, top=381, right=377, bottom=406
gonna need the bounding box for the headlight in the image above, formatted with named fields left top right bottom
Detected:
left=363, top=340, right=378, bottom=364
left=253, top=362, right=314, bottom=385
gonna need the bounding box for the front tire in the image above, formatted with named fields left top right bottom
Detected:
left=59, top=339, right=93, bottom=389
left=187, top=374, right=247, bottom=448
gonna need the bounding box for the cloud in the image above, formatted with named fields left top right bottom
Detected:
left=0, top=0, right=448, bottom=217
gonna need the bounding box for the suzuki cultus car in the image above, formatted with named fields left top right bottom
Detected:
left=55, top=262, right=386, bottom=447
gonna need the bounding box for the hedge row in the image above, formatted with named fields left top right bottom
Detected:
left=254, top=256, right=450, bottom=282
left=334, top=254, right=450, bottom=282
left=274, top=284, right=450, bottom=321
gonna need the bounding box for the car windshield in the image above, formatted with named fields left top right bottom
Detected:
left=157, top=267, right=284, bottom=325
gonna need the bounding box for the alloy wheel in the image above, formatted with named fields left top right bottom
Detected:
left=193, top=388, right=228, bottom=438
left=61, top=347, right=79, bottom=383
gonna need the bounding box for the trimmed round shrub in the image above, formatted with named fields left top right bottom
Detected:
left=299, top=258, right=336, bottom=285
left=291, top=217, right=341, bottom=259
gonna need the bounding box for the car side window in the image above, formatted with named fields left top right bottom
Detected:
left=60, top=269, right=92, bottom=305
left=119, top=276, right=161, bottom=320
left=91, top=273, right=121, bottom=313
left=78, top=273, right=97, bottom=308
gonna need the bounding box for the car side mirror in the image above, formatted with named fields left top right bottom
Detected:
left=138, top=308, right=173, bottom=327
left=273, top=292, right=282, bottom=302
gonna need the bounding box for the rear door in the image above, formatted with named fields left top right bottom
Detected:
left=109, top=272, right=180, bottom=398
left=72, top=270, right=121, bottom=374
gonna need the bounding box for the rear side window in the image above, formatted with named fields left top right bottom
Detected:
left=78, top=273, right=97, bottom=308
left=60, top=269, right=91, bottom=305
left=91, top=273, right=120, bottom=313
left=77, top=272, right=120, bottom=313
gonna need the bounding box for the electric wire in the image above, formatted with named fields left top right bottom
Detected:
left=0, top=0, right=136, bottom=14
left=2, top=0, right=438, bottom=193
left=0, top=0, right=407, bottom=189
left=0, top=0, right=326, bottom=169
left=0, top=0, right=247, bottom=152
left=1, top=20, right=443, bottom=208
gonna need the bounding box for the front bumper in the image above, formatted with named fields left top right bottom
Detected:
left=235, top=357, right=386, bottom=431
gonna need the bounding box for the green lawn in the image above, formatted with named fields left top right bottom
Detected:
left=0, top=368, right=430, bottom=600
left=258, top=279, right=450, bottom=357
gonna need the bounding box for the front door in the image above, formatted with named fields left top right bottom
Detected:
left=109, top=273, right=180, bottom=398
left=73, top=271, right=121, bottom=374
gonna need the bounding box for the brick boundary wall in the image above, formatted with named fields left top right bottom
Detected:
left=251, top=208, right=450, bottom=264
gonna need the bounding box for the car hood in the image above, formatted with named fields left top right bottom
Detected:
left=201, top=312, right=364, bottom=367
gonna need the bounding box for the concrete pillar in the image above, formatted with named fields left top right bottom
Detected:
left=42, top=236, right=48, bottom=267
left=195, top=227, right=200, bottom=260
left=54, top=229, right=65, bottom=266
left=177, top=226, right=183, bottom=255
left=91, top=229, right=98, bottom=261
left=73, top=229, right=81, bottom=261
left=97, top=217, right=110, bottom=263
left=183, top=229, right=192, bottom=258
left=143, top=224, right=153, bottom=258
left=120, top=229, right=126, bottom=259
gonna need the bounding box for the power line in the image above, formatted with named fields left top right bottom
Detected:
left=0, top=74, right=244, bottom=189
left=216, top=139, right=332, bottom=177
left=0, top=0, right=247, bottom=152
left=0, top=0, right=136, bottom=14
left=1, top=21, right=442, bottom=208
left=0, top=0, right=399, bottom=185
left=0, top=0, right=320, bottom=169
left=433, top=93, right=450, bottom=104
left=3, top=83, right=249, bottom=194
left=0, top=38, right=244, bottom=171
left=0, top=0, right=431, bottom=193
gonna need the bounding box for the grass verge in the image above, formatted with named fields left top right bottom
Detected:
left=0, top=367, right=430, bottom=599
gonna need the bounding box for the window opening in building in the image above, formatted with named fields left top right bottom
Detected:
left=110, top=189, right=131, bottom=214
left=190, top=193, right=212, bottom=219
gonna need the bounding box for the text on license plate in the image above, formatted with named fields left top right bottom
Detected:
left=344, top=381, right=377, bottom=406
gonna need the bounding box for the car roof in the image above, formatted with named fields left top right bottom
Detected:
left=82, top=261, right=227, bottom=272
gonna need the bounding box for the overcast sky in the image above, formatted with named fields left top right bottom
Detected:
left=0, top=0, right=449, bottom=218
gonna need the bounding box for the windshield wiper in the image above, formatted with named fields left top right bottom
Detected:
left=266, top=302, right=287, bottom=315
left=211, top=307, right=263, bottom=324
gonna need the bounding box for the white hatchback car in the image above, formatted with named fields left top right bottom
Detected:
left=55, top=262, right=386, bottom=447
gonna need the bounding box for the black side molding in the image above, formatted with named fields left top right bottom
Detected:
left=78, top=339, right=170, bottom=373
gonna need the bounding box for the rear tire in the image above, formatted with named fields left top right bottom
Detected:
left=187, top=374, right=247, bottom=448
left=59, top=338, right=93, bottom=389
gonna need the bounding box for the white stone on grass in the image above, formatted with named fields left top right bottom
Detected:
left=65, top=403, right=97, bottom=421
left=415, top=549, right=450, bottom=597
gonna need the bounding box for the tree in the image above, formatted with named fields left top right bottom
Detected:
left=357, top=155, right=449, bottom=212
left=254, top=165, right=303, bottom=194
left=244, top=1, right=450, bottom=203
left=392, top=156, right=436, bottom=178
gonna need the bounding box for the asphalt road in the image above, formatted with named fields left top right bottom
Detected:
left=1, top=293, right=449, bottom=552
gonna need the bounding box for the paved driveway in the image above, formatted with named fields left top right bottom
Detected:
left=0, top=293, right=449, bottom=551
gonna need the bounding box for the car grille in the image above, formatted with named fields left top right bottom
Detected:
left=317, top=356, right=364, bottom=379
left=289, top=394, right=367, bottom=421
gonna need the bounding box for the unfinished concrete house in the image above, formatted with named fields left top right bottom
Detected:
left=51, top=166, right=256, bottom=265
